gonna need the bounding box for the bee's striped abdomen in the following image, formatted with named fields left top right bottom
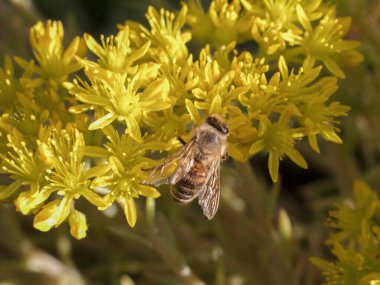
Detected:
left=171, top=161, right=207, bottom=203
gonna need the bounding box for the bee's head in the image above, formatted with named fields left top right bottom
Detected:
left=205, top=114, right=229, bottom=135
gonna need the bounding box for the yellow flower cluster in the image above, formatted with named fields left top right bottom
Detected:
left=0, top=0, right=361, bottom=238
left=311, top=181, right=380, bottom=285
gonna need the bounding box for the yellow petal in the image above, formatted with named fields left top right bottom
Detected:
left=258, top=116, right=271, bottom=136
left=81, top=189, right=108, bottom=208
left=209, top=95, right=222, bottom=114
left=268, top=152, right=279, bottom=183
left=126, top=116, right=142, bottom=142
left=69, top=210, right=88, bottom=240
left=121, top=198, right=137, bottom=227
left=249, top=139, right=265, bottom=156
left=15, top=188, right=51, bottom=215
left=137, top=184, right=161, bottom=198
left=126, top=41, right=151, bottom=66
left=278, top=56, right=288, bottom=81
left=286, top=148, right=308, bottom=169
left=89, top=112, right=116, bottom=130
left=33, top=198, right=72, bottom=232
left=69, top=104, right=91, bottom=114
left=323, top=57, right=345, bottom=79
left=83, top=164, right=111, bottom=179
left=84, top=146, right=109, bottom=158
left=321, top=130, right=343, bottom=144
left=267, top=43, right=281, bottom=55
left=296, top=4, right=312, bottom=33
left=0, top=180, right=22, bottom=200
left=84, top=33, right=104, bottom=58
left=308, top=134, right=320, bottom=153
left=141, top=78, right=170, bottom=105
left=185, top=99, right=201, bottom=124
left=109, top=156, right=125, bottom=173
left=309, top=257, right=335, bottom=271
left=227, top=143, right=247, bottom=162
left=63, top=36, right=80, bottom=63
left=302, top=56, right=316, bottom=72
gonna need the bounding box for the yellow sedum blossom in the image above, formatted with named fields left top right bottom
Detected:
left=312, top=181, right=380, bottom=285
left=0, top=57, right=20, bottom=112
left=188, top=0, right=251, bottom=47
left=65, top=63, right=172, bottom=142
left=24, top=20, right=85, bottom=81
left=83, top=26, right=151, bottom=73
left=242, top=0, right=324, bottom=54
left=138, top=5, right=191, bottom=64
left=90, top=127, right=162, bottom=227
left=0, top=0, right=362, bottom=238
left=296, top=6, right=363, bottom=78
left=249, top=111, right=307, bottom=182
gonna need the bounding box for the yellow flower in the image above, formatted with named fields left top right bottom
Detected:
left=312, top=181, right=380, bottom=285
left=0, top=57, right=20, bottom=112
left=232, top=51, right=269, bottom=87
left=249, top=111, right=307, bottom=182
left=27, top=20, right=86, bottom=81
left=188, top=0, right=252, bottom=47
left=143, top=108, right=192, bottom=144
left=187, top=0, right=215, bottom=45
left=65, top=63, right=172, bottom=142
left=83, top=26, right=151, bottom=73
left=0, top=128, right=47, bottom=201
left=242, top=0, right=325, bottom=55
left=1, top=133, right=43, bottom=184
left=159, top=54, right=199, bottom=104
left=296, top=5, right=363, bottom=78
left=92, top=157, right=160, bottom=227
left=298, top=98, right=350, bottom=153
left=187, top=46, right=249, bottom=117
left=101, top=125, right=166, bottom=167
left=326, top=180, right=378, bottom=244
left=140, top=5, right=191, bottom=64
left=38, top=125, right=106, bottom=206
left=88, top=127, right=162, bottom=227
left=235, top=52, right=280, bottom=118
left=26, top=124, right=109, bottom=237
left=191, top=69, right=248, bottom=116
left=225, top=109, right=257, bottom=161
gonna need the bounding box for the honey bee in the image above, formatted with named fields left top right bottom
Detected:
left=145, top=114, right=229, bottom=220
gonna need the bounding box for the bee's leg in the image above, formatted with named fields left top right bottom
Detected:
left=221, top=152, right=229, bottom=160
left=177, top=136, right=187, bottom=145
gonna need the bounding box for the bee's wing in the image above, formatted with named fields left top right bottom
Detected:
left=146, top=138, right=196, bottom=186
left=198, top=157, right=221, bottom=220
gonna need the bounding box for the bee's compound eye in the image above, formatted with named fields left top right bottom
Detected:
left=206, top=116, right=229, bottom=134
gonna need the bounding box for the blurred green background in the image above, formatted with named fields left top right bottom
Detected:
left=0, top=0, right=379, bottom=284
